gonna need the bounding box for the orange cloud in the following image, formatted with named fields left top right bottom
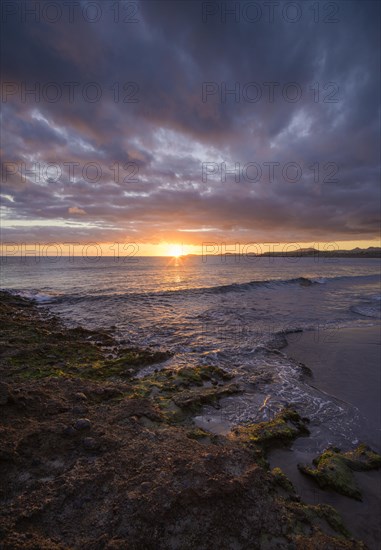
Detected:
left=68, top=206, right=86, bottom=215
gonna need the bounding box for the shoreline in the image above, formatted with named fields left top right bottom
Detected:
left=277, top=326, right=381, bottom=547
left=0, top=290, right=380, bottom=549
left=285, top=325, right=381, bottom=451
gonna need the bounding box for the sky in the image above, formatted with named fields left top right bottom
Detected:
left=1, top=0, right=380, bottom=256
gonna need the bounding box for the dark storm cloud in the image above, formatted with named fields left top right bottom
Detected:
left=1, top=0, right=380, bottom=244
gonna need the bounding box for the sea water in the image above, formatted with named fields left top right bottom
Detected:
left=2, top=255, right=380, bottom=450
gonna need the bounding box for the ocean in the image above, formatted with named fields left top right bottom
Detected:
left=1, top=255, right=380, bottom=451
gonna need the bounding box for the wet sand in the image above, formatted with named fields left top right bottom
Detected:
left=269, top=325, right=381, bottom=548
left=270, top=445, right=381, bottom=548
left=286, top=325, right=381, bottom=450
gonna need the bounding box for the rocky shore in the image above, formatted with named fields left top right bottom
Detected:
left=0, top=291, right=379, bottom=549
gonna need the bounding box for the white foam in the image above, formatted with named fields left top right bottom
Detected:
left=10, top=290, right=57, bottom=304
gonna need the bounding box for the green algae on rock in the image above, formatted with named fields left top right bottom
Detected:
left=0, top=291, right=171, bottom=381
left=83, top=348, right=172, bottom=380
left=285, top=501, right=354, bottom=541
left=233, top=408, right=310, bottom=449
left=172, top=382, right=240, bottom=410
left=126, top=365, right=241, bottom=424
left=298, top=444, right=381, bottom=500
left=271, top=466, right=296, bottom=495
left=186, top=427, right=217, bottom=443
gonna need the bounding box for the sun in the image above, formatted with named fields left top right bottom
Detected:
left=167, top=244, right=183, bottom=258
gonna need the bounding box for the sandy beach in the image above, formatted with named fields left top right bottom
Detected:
left=286, top=326, right=381, bottom=450
left=271, top=326, right=381, bottom=548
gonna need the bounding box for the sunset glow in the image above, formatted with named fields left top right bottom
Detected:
left=167, top=245, right=183, bottom=258
left=1, top=2, right=379, bottom=250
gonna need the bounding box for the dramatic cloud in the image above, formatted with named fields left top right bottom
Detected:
left=1, top=0, right=380, bottom=247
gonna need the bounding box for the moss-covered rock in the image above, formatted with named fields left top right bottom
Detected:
left=186, top=427, right=216, bottom=442
left=286, top=501, right=356, bottom=543
left=234, top=408, right=310, bottom=450
left=340, top=443, right=381, bottom=470
left=83, top=349, right=172, bottom=380
left=0, top=291, right=172, bottom=381
left=124, top=366, right=241, bottom=423
left=298, top=445, right=381, bottom=500
left=172, top=382, right=240, bottom=410
left=271, top=466, right=295, bottom=494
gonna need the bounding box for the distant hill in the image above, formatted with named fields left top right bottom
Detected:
left=191, top=247, right=381, bottom=258
left=259, top=247, right=381, bottom=258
